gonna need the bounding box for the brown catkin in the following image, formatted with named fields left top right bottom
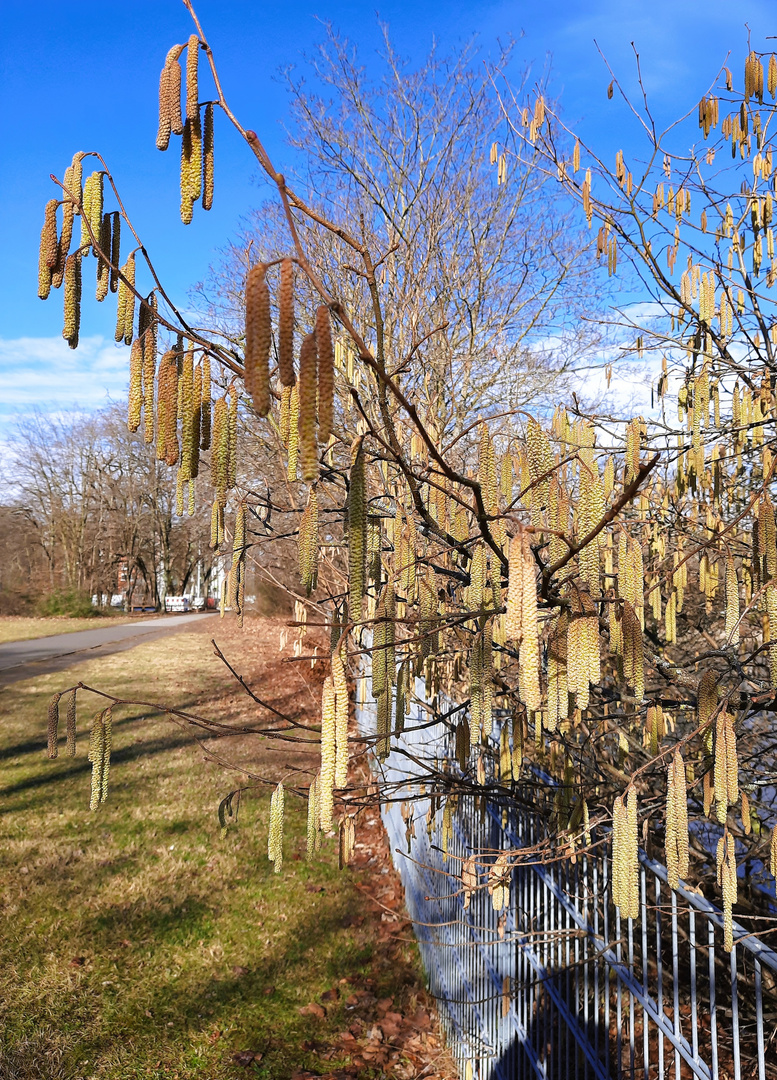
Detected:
left=186, top=35, right=199, bottom=120
left=47, top=693, right=62, bottom=758
left=156, top=61, right=173, bottom=150
left=96, top=212, right=111, bottom=301
left=202, top=102, right=214, bottom=210
left=109, top=212, right=121, bottom=293
left=316, top=306, right=335, bottom=441
left=157, top=44, right=185, bottom=149
left=62, top=252, right=81, bottom=348
left=244, top=263, right=271, bottom=415
left=65, top=689, right=77, bottom=756
left=278, top=258, right=295, bottom=386
left=298, top=332, right=318, bottom=483
left=38, top=199, right=58, bottom=299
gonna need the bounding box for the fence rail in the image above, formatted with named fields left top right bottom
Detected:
left=355, top=673, right=777, bottom=1080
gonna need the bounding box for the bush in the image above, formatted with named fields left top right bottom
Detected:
left=36, top=589, right=99, bottom=619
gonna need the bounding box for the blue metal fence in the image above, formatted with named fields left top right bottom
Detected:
left=355, top=672, right=777, bottom=1080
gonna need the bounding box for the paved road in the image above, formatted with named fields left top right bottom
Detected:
left=0, top=614, right=216, bottom=687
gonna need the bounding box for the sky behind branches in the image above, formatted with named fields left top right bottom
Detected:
left=1, top=0, right=774, bottom=429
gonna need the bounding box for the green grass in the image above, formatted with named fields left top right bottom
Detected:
left=0, top=628, right=428, bottom=1079
left=0, top=614, right=142, bottom=645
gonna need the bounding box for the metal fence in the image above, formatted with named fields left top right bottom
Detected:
left=355, top=672, right=777, bottom=1080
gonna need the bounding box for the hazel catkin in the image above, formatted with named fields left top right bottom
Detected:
left=202, top=102, right=214, bottom=210
left=316, top=305, right=335, bottom=441
left=62, top=251, right=82, bottom=349
left=298, top=331, right=318, bottom=483
left=278, top=258, right=295, bottom=387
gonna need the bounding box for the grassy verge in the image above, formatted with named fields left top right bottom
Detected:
left=0, top=614, right=144, bottom=645
left=0, top=622, right=432, bottom=1079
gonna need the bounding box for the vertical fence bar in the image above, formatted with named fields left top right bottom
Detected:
left=672, top=890, right=681, bottom=1080
left=689, top=906, right=699, bottom=1070
left=708, top=917, right=718, bottom=1080
left=641, top=867, right=649, bottom=1080
left=731, top=946, right=741, bottom=1080
left=754, top=959, right=765, bottom=1080
left=656, top=875, right=665, bottom=1080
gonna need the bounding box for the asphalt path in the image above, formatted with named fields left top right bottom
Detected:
left=0, top=614, right=216, bottom=687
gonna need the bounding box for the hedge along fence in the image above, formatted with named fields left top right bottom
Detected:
left=354, top=666, right=777, bottom=1080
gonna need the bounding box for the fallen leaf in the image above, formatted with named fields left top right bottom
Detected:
left=232, top=965, right=249, bottom=977
left=320, top=987, right=339, bottom=1003
left=233, top=1050, right=262, bottom=1067
left=298, top=1002, right=326, bottom=1019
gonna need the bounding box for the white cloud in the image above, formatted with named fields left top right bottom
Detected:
left=0, top=335, right=129, bottom=429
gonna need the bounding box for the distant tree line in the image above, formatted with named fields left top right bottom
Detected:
left=0, top=405, right=216, bottom=614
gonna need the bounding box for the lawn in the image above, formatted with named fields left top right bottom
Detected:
left=0, top=618, right=442, bottom=1080
left=0, top=614, right=144, bottom=645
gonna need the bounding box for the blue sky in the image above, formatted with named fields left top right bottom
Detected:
left=1, top=0, right=774, bottom=428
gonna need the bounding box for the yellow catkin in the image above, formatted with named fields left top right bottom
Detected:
left=613, top=789, right=639, bottom=919
left=770, top=824, right=777, bottom=877
left=489, top=852, right=511, bottom=912
left=278, top=258, right=295, bottom=387
left=226, top=383, right=238, bottom=489
left=348, top=438, right=366, bottom=617
left=200, top=353, right=211, bottom=450
left=186, top=35, right=199, bottom=120
left=268, top=781, right=284, bottom=873
left=316, top=305, right=335, bottom=442
left=717, top=830, right=737, bottom=951
left=244, top=262, right=271, bottom=415
left=306, top=775, right=318, bottom=861
left=714, top=710, right=738, bottom=824
left=202, top=102, right=214, bottom=210
left=519, top=543, right=541, bottom=713
left=665, top=749, right=689, bottom=888
left=287, top=384, right=300, bottom=480
left=100, top=707, right=113, bottom=804
left=47, top=693, right=62, bottom=758
left=725, top=555, right=740, bottom=643
left=298, top=332, right=318, bottom=483
left=332, top=644, right=349, bottom=788
left=156, top=349, right=180, bottom=466
left=114, top=254, right=135, bottom=345
left=320, top=677, right=336, bottom=831
left=128, top=338, right=143, bottom=432
left=62, top=251, right=81, bottom=349
left=505, top=531, right=524, bottom=638
left=298, top=486, right=319, bottom=594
